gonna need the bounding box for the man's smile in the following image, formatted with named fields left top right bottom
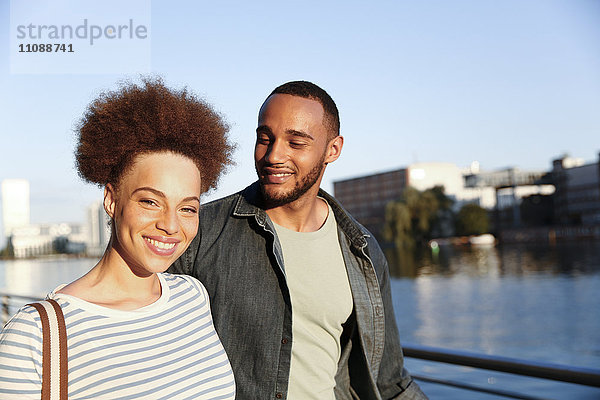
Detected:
left=260, top=166, right=296, bottom=184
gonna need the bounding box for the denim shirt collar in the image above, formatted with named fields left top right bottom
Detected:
left=232, top=182, right=369, bottom=249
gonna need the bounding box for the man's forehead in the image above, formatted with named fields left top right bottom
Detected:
left=257, top=93, right=332, bottom=141
left=259, top=93, right=324, bottom=115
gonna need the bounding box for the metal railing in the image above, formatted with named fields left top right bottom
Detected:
left=1, top=291, right=44, bottom=324
left=403, top=343, right=600, bottom=399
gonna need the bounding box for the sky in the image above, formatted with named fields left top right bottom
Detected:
left=0, top=0, right=599, bottom=246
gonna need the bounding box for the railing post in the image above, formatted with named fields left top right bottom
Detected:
left=1, top=295, right=10, bottom=325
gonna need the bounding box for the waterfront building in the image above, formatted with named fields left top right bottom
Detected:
left=552, top=153, right=600, bottom=225
left=86, top=200, right=111, bottom=257
left=464, top=167, right=555, bottom=228
left=9, top=222, right=87, bottom=258
left=334, top=162, right=482, bottom=239
left=333, top=168, right=406, bottom=238
left=1, top=179, right=30, bottom=238
left=463, top=167, right=554, bottom=208
left=334, top=162, right=553, bottom=239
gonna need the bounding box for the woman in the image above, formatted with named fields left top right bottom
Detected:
left=0, top=79, right=235, bottom=399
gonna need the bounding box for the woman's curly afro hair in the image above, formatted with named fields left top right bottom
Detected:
left=75, top=78, right=234, bottom=193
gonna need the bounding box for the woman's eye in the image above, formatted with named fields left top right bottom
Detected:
left=140, top=199, right=158, bottom=207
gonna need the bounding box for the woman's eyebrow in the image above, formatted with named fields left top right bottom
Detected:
left=132, top=187, right=165, bottom=197
left=132, top=187, right=200, bottom=203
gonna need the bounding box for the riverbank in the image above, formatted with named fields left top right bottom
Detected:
left=0, top=253, right=97, bottom=261
left=499, top=224, right=600, bottom=243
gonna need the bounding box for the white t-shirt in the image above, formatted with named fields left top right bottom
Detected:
left=0, top=273, right=235, bottom=399
left=273, top=201, right=353, bottom=400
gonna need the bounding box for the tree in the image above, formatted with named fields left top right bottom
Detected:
left=0, top=238, right=15, bottom=258
left=384, top=185, right=454, bottom=248
left=455, top=203, right=489, bottom=236
left=383, top=201, right=413, bottom=249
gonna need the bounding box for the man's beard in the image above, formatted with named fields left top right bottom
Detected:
left=257, top=154, right=326, bottom=208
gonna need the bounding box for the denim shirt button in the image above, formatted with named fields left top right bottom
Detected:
left=281, top=338, right=288, bottom=344
left=375, top=305, right=383, bottom=316
left=275, top=392, right=283, bottom=399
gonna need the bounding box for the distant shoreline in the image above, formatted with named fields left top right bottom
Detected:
left=499, top=224, right=600, bottom=244
left=0, top=253, right=99, bottom=261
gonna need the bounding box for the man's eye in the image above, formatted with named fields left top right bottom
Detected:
left=257, top=137, right=270, bottom=144
left=181, top=207, right=198, bottom=214
left=290, top=142, right=306, bottom=148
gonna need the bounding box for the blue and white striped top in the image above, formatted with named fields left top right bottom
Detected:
left=0, top=273, right=235, bottom=399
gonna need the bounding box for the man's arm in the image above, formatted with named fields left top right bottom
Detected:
left=370, top=241, right=428, bottom=399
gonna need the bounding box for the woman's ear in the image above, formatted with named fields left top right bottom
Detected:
left=103, top=184, right=117, bottom=219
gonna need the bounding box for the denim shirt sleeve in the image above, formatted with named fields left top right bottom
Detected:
left=368, top=238, right=427, bottom=400
left=369, top=239, right=428, bottom=399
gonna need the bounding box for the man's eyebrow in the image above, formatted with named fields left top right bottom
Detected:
left=255, top=126, right=314, bottom=140
left=132, top=187, right=200, bottom=203
left=256, top=125, right=272, bottom=134
left=286, top=130, right=314, bottom=140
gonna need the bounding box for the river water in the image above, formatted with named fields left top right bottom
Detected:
left=387, top=240, right=600, bottom=399
left=1, top=240, right=599, bottom=399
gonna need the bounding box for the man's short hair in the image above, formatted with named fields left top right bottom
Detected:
left=269, top=81, right=340, bottom=139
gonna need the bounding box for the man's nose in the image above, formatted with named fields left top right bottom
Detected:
left=264, top=139, right=286, bottom=164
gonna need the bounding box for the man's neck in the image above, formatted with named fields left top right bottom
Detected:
left=265, top=191, right=329, bottom=233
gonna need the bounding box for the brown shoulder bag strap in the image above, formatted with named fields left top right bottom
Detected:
left=28, top=299, right=68, bottom=400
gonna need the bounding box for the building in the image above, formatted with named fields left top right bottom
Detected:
left=334, top=162, right=478, bottom=239
left=1, top=179, right=30, bottom=238
left=86, top=200, right=111, bottom=256
left=552, top=153, right=600, bottom=225
left=1, top=181, right=111, bottom=257
left=464, top=167, right=555, bottom=228
left=9, top=223, right=87, bottom=258
left=333, top=168, right=407, bottom=238
left=334, top=162, right=553, bottom=239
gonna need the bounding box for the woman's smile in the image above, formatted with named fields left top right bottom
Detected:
left=143, top=235, right=180, bottom=256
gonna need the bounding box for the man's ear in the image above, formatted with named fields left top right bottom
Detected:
left=324, top=135, right=344, bottom=164
left=103, top=184, right=117, bottom=219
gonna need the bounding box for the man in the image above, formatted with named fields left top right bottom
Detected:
left=169, top=81, right=427, bottom=399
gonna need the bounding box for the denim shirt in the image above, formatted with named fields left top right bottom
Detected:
left=169, top=183, right=427, bottom=400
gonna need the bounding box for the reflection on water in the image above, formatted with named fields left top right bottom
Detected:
left=385, top=239, right=600, bottom=278
left=389, top=240, right=600, bottom=399
left=0, top=257, right=95, bottom=297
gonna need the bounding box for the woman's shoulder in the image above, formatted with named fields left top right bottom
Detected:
left=1, top=304, right=42, bottom=335
left=160, top=273, right=209, bottom=299
left=0, top=305, right=44, bottom=397
left=2, top=297, right=73, bottom=338
left=0, top=304, right=44, bottom=362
